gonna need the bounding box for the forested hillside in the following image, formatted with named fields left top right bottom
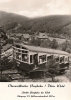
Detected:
left=0, top=11, right=71, bottom=38
left=0, top=11, right=29, bottom=31
left=17, top=15, right=71, bottom=38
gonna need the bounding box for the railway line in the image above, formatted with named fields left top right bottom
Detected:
left=1, top=69, right=69, bottom=82
left=1, top=69, right=29, bottom=82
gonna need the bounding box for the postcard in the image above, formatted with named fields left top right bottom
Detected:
left=0, top=0, right=71, bottom=100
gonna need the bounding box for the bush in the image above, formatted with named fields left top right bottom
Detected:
left=45, top=59, right=60, bottom=82
left=51, top=39, right=58, bottom=49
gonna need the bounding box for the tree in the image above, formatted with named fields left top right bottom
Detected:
left=45, top=59, right=60, bottom=82
left=6, top=38, right=13, bottom=44
left=40, top=39, right=51, bottom=48
left=0, top=29, right=8, bottom=81
left=66, top=47, right=71, bottom=53
left=0, top=57, right=10, bottom=82
left=59, top=40, right=71, bottom=52
left=1, top=57, right=10, bottom=70
left=29, top=36, right=41, bottom=46
left=51, top=39, right=58, bottom=49
left=0, top=57, right=16, bottom=82
left=0, top=56, right=17, bottom=71
left=60, top=40, right=68, bottom=51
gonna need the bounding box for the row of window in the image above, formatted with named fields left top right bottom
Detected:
left=13, top=45, right=69, bottom=64
left=48, top=56, right=69, bottom=63
left=39, top=55, right=65, bottom=64
left=13, top=50, right=69, bottom=64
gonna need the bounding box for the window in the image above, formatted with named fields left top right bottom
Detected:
left=18, top=49, right=21, bottom=52
left=65, top=57, right=68, bottom=62
left=22, top=50, right=28, bottom=53
left=16, top=45, right=20, bottom=48
left=47, top=55, right=53, bottom=61
left=22, top=47, right=27, bottom=49
left=13, top=48, right=18, bottom=52
left=21, top=49, right=28, bottom=63
left=22, top=54, right=28, bottom=62
left=60, top=56, right=64, bottom=63
left=64, top=57, right=69, bottom=62
left=55, top=57, right=59, bottom=62
left=13, top=47, right=16, bottom=51
left=30, top=55, right=33, bottom=63
left=16, top=52, right=21, bottom=60
left=13, top=45, right=29, bottom=63
left=39, top=55, right=46, bottom=63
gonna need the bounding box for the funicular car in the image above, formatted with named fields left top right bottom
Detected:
left=13, top=42, right=69, bottom=74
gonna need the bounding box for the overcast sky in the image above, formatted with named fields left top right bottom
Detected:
left=0, top=0, right=71, bottom=17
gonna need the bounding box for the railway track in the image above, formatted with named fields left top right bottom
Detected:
left=1, top=69, right=30, bottom=82
left=7, top=73, right=29, bottom=81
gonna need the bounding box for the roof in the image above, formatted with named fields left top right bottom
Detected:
left=16, top=33, right=22, bottom=37
left=37, top=33, right=48, bottom=39
left=9, top=33, right=14, bottom=36
left=15, top=43, right=69, bottom=56
left=23, top=34, right=30, bottom=38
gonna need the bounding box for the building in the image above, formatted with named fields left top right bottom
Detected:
left=36, top=32, right=49, bottom=40
left=22, top=34, right=31, bottom=41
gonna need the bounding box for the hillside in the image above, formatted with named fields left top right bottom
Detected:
left=0, top=11, right=71, bottom=38
left=19, top=15, right=71, bottom=38
left=0, top=11, right=29, bottom=31
left=31, top=15, right=71, bottom=33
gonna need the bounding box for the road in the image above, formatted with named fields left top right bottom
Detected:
left=49, top=37, right=71, bottom=44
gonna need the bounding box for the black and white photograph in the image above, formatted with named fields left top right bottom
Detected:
left=0, top=0, right=71, bottom=82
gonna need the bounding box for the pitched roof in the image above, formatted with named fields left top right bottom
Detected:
left=23, top=34, right=30, bottom=38
left=16, top=33, right=22, bottom=37
left=37, top=33, right=48, bottom=39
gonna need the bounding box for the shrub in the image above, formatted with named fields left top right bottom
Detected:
left=45, top=59, right=60, bottom=82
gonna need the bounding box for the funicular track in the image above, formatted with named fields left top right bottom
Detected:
left=0, top=69, right=30, bottom=81
left=7, top=73, right=29, bottom=81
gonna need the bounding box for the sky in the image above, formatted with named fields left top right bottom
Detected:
left=0, top=0, right=71, bottom=17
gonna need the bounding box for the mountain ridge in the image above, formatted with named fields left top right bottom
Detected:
left=0, top=11, right=71, bottom=38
